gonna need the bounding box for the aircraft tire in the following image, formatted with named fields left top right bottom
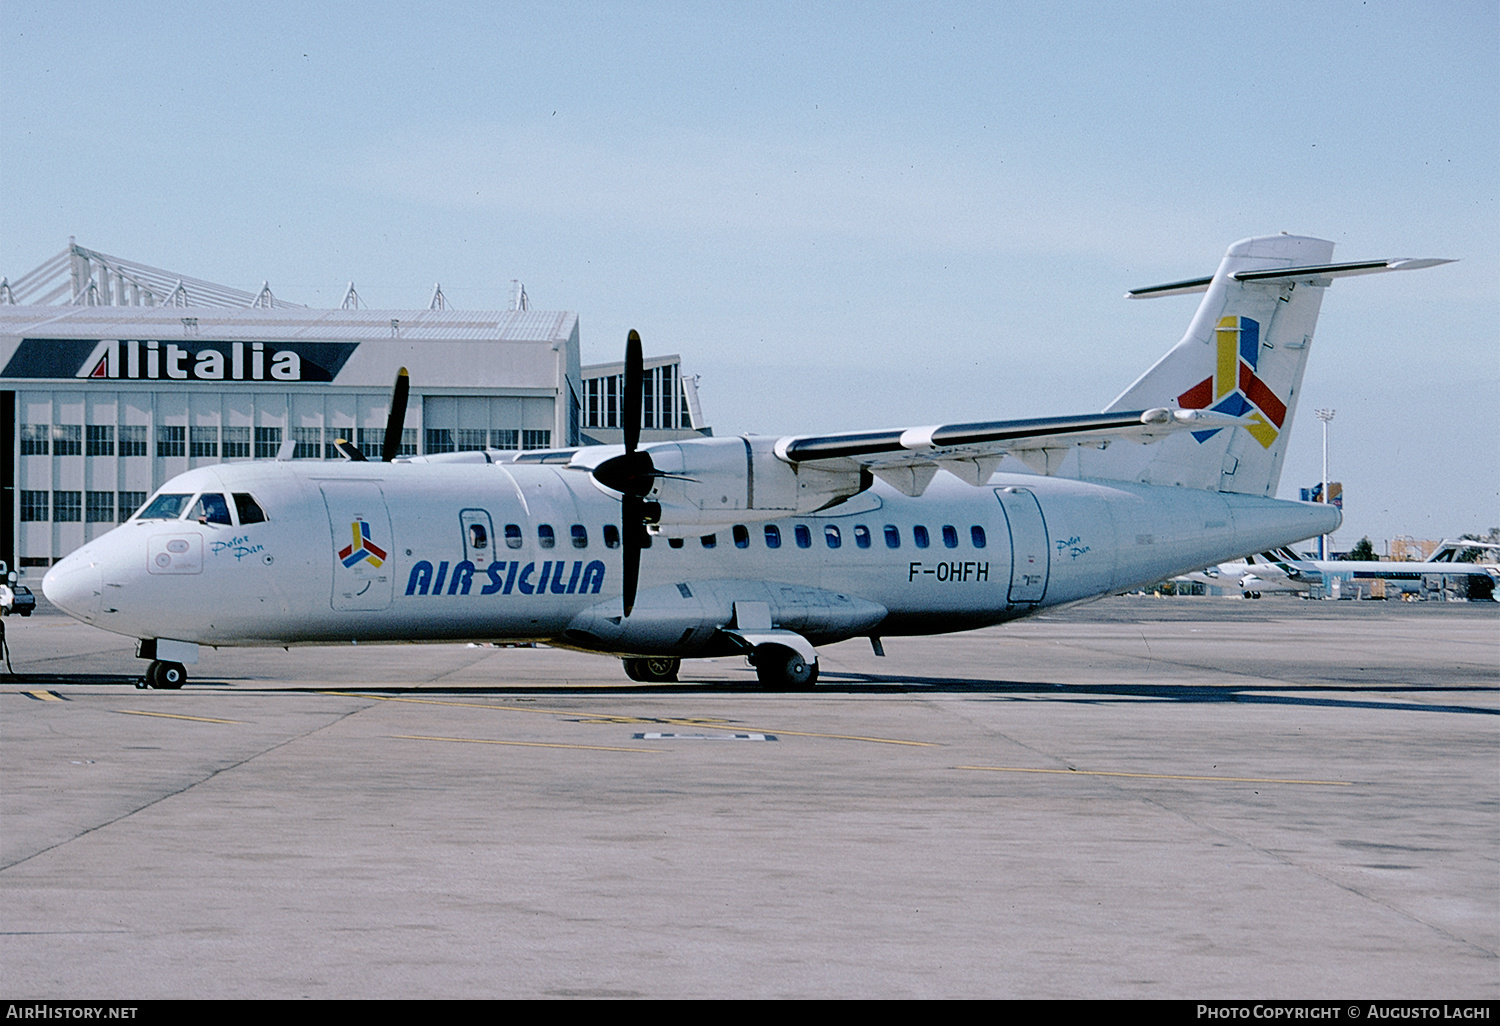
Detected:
left=141, top=662, right=160, bottom=689
left=155, top=661, right=187, bottom=689
left=753, top=645, right=818, bottom=691
left=622, top=657, right=679, bottom=683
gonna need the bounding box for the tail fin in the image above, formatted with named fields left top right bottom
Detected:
left=1075, top=234, right=1450, bottom=496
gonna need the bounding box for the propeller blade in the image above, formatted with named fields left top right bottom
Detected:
left=623, top=330, right=642, bottom=455
left=620, top=493, right=642, bottom=618
left=333, top=438, right=367, bottom=462
left=381, top=367, right=410, bottom=462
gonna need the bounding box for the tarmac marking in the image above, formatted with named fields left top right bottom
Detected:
left=117, top=709, right=243, bottom=724
left=344, top=692, right=936, bottom=747
left=957, top=765, right=1354, bottom=786
left=392, top=733, right=662, bottom=753
left=24, top=690, right=66, bottom=701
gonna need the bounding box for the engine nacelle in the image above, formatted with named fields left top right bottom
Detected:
left=562, top=578, right=887, bottom=657
left=577, top=435, right=868, bottom=534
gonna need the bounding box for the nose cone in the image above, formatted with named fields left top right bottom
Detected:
left=42, top=555, right=102, bottom=623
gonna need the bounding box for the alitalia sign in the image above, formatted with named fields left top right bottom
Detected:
left=0, top=339, right=359, bottom=383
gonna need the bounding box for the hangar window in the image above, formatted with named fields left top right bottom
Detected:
left=52, top=491, right=81, bottom=522
left=794, top=525, right=812, bottom=549
left=884, top=525, right=900, bottom=549
left=233, top=494, right=268, bottom=524
left=52, top=425, right=82, bottom=456
left=505, top=523, right=524, bottom=549
left=19, top=491, right=48, bottom=522
left=86, top=425, right=114, bottom=456
left=521, top=430, right=552, bottom=450
left=700, top=534, right=717, bottom=548
left=538, top=524, right=556, bottom=549
left=137, top=493, right=193, bottom=520
left=20, top=424, right=48, bottom=455
left=854, top=525, right=871, bottom=549
left=942, top=525, right=959, bottom=549
left=733, top=525, right=749, bottom=549
left=913, top=525, right=930, bottom=549
left=120, top=425, right=148, bottom=457
left=191, top=493, right=233, bottom=526
left=764, top=525, right=782, bottom=549
left=426, top=429, right=455, bottom=454
left=221, top=427, right=251, bottom=458
left=291, top=427, right=321, bottom=459
left=824, top=525, right=841, bottom=549
left=191, top=426, right=219, bottom=458
left=457, top=429, right=488, bottom=452
left=86, top=491, right=115, bottom=523
left=971, top=526, right=987, bottom=548
left=603, top=524, right=621, bottom=549
left=253, top=428, right=281, bottom=459
left=156, top=425, right=186, bottom=458
left=491, top=429, right=519, bottom=450
left=571, top=524, right=589, bottom=548
left=118, top=492, right=148, bottom=522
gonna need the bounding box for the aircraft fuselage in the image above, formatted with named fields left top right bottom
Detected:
left=43, top=455, right=1338, bottom=656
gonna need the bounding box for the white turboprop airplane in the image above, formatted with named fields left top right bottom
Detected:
left=42, top=235, right=1451, bottom=689
left=1175, top=547, right=1310, bottom=597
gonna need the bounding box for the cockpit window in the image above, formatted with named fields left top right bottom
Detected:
left=136, top=493, right=193, bottom=520
left=191, top=493, right=234, bottom=526
left=233, top=493, right=268, bottom=524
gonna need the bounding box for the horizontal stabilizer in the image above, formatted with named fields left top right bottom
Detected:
left=1128, top=257, right=1454, bottom=298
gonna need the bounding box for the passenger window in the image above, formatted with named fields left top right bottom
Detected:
left=700, top=534, right=717, bottom=548
left=571, top=524, right=588, bottom=549
left=942, top=525, right=958, bottom=549
left=971, top=525, right=987, bottom=548
left=764, top=525, right=782, bottom=549
left=914, top=525, right=930, bottom=549
left=733, top=525, right=749, bottom=549
left=794, top=525, right=812, bottom=548
left=825, top=525, right=841, bottom=548
left=668, top=536, right=684, bottom=549
left=884, top=525, right=900, bottom=549
left=538, top=524, right=555, bottom=548
left=505, top=523, right=524, bottom=549
left=232, top=493, right=267, bottom=524
left=191, top=493, right=233, bottom=526
left=603, top=524, right=621, bottom=549
left=138, top=493, right=192, bottom=521
left=854, top=525, right=871, bottom=549
left=469, top=523, right=489, bottom=550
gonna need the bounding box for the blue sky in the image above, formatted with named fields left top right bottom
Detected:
left=3, top=1, right=1495, bottom=548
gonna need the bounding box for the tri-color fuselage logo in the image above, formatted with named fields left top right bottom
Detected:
left=339, top=520, right=387, bottom=568
left=1177, top=316, right=1287, bottom=449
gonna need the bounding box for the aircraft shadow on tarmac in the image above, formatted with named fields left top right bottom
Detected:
left=10, top=671, right=1497, bottom=718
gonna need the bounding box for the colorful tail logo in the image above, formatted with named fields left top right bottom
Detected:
left=339, top=520, right=387, bottom=568
left=1177, top=316, right=1287, bottom=449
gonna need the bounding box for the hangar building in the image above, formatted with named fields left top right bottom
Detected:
left=0, top=242, right=705, bottom=576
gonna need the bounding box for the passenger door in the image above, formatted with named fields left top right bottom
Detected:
left=321, top=482, right=395, bottom=611
left=995, top=486, right=1050, bottom=605
left=461, top=508, right=495, bottom=570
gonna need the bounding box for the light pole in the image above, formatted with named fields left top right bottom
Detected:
left=1315, top=408, right=1336, bottom=561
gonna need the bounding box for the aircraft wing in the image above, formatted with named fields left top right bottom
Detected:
left=773, top=407, right=1245, bottom=495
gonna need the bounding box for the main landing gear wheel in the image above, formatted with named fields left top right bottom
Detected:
left=145, top=660, right=187, bottom=689
left=751, top=645, right=818, bottom=691
left=622, top=657, right=680, bottom=683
